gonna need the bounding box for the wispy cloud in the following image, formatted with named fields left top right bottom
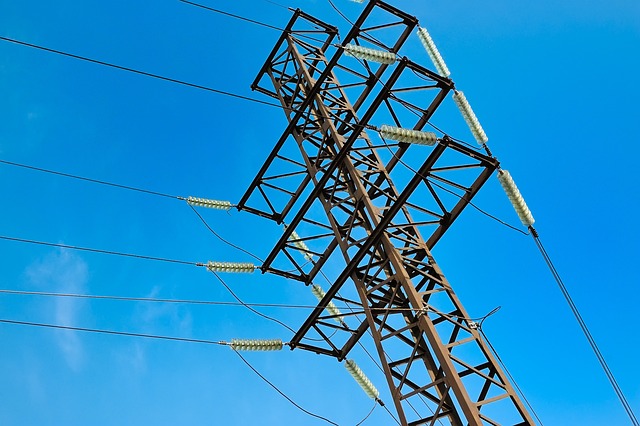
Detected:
left=137, top=285, right=193, bottom=335
left=25, top=248, right=89, bottom=372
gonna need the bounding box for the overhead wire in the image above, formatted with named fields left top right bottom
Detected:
left=0, top=35, right=283, bottom=109
left=178, top=0, right=330, bottom=45
left=0, top=317, right=338, bottom=425
left=0, top=158, right=181, bottom=200
left=0, top=157, right=267, bottom=266
left=531, top=231, right=639, bottom=426
left=209, top=270, right=297, bottom=335
left=355, top=401, right=378, bottom=426
left=478, top=328, right=545, bottom=426
left=231, top=348, right=339, bottom=426
left=188, top=204, right=264, bottom=263
left=0, top=318, right=229, bottom=346
left=179, top=0, right=283, bottom=31
left=0, top=235, right=203, bottom=267
left=0, top=288, right=467, bottom=317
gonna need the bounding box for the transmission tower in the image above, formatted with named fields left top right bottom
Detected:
left=238, top=2, right=535, bottom=425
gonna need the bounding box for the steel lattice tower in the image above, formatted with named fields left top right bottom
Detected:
left=238, top=2, right=535, bottom=425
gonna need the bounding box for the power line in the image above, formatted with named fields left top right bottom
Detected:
left=355, top=401, right=377, bottom=426
left=0, top=35, right=282, bottom=109
left=0, top=318, right=228, bottom=346
left=1, top=315, right=341, bottom=425
left=179, top=0, right=330, bottom=45
left=0, top=289, right=316, bottom=309
left=231, top=349, right=340, bottom=426
left=209, top=270, right=297, bottom=335
left=0, top=158, right=181, bottom=200
left=0, top=234, right=203, bottom=267
left=479, top=329, right=545, bottom=426
left=1, top=316, right=339, bottom=425
left=531, top=231, right=640, bottom=426
left=179, top=0, right=283, bottom=31
left=188, top=203, right=264, bottom=263
left=0, top=288, right=453, bottom=316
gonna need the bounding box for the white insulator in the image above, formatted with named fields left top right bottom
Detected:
left=345, top=359, right=379, bottom=400
left=497, top=170, right=535, bottom=227
left=343, top=43, right=396, bottom=65
left=379, top=125, right=438, bottom=146
left=186, top=196, right=233, bottom=211
left=311, top=285, right=344, bottom=324
left=350, top=0, right=364, bottom=3
left=230, top=339, right=283, bottom=351
left=452, top=91, right=488, bottom=145
left=416, top=27, right=450, bottom=77
left=206, top=261, right=257, bottom=273
left=289, top=230, right=314, bottom=261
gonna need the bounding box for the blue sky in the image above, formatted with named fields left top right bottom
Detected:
left=0, top=0, right=638, bottom=425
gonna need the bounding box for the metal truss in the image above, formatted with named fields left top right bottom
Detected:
left=239, top=2, right=535, bottom=425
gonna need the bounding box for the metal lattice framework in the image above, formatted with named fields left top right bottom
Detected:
left=238, top=2, right=535, bottom=425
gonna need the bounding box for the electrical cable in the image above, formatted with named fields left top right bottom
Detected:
left=0, top=318, right=228, bottom=346
left=0, top=235, right=202, bottom=267
left=0, top=289, right=320, bottom=309
left=0, top=288, right=461, bottom=316
left=231, top=348, right=340, bottom=426
left=179, top=0, right=283, bottom=31
left=209, top=270, right=297, bottom=335
left=188, top=203, right=264, bottom=263
left=531, top=231, right=640, bottom=426
left=326, top=0, right=386, bottom=49
left=355, top=400, right=377, bottom=426
left=2, top=316, right=336, bottom=425
left=327, top=0, right=356, bottom=27
left=381, top=403, right=401, bottom=426
left=0, top=157, right=267, bottom=266
left=0, top=35, right=282, bottom=109
left=262, top=0, right=290, bottom=10
left=210, top=271, right=331, bottom=343
left=479, top=329, right=545, bottom=426
left=0, top=158, right=182, bottom=200
left=179, top=0, right=329, bottom=45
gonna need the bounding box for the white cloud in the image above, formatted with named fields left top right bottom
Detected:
left=137, top=285, right=193, bottom=335
left=25, top=248, right=89, bottom=372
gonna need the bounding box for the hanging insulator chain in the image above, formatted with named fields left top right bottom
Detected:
left=379, top=124, right=438, bottom=146
left=288, top=229, right=314, bottom=261
left=187, top=196, right=233, bottom=211
left=230, top=339, right=284, bottom=351
left=416, top=26, right=451, bottom=77
left=497, top=170, right=535, bottom=227
left=206, top=261, right=257, bottom=273
left=311, top=285, right=345, bottom=325
left=452, top=91, right=489, bottom=146
left=342, top=43, right=397, bottom=65
left=345, top=359, right=380, bottom=400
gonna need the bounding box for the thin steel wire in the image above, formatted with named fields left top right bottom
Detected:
left=0, top=318, right=228, bottom=345
left=0, top=158, right=181, bottom=199
left=532, top=232, right=639, bottom=426
left=0, top=36, right=282, bottom=109
left=232, top=348, right=340, bottom=426
left=0, top=235, right=202, bottom=266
